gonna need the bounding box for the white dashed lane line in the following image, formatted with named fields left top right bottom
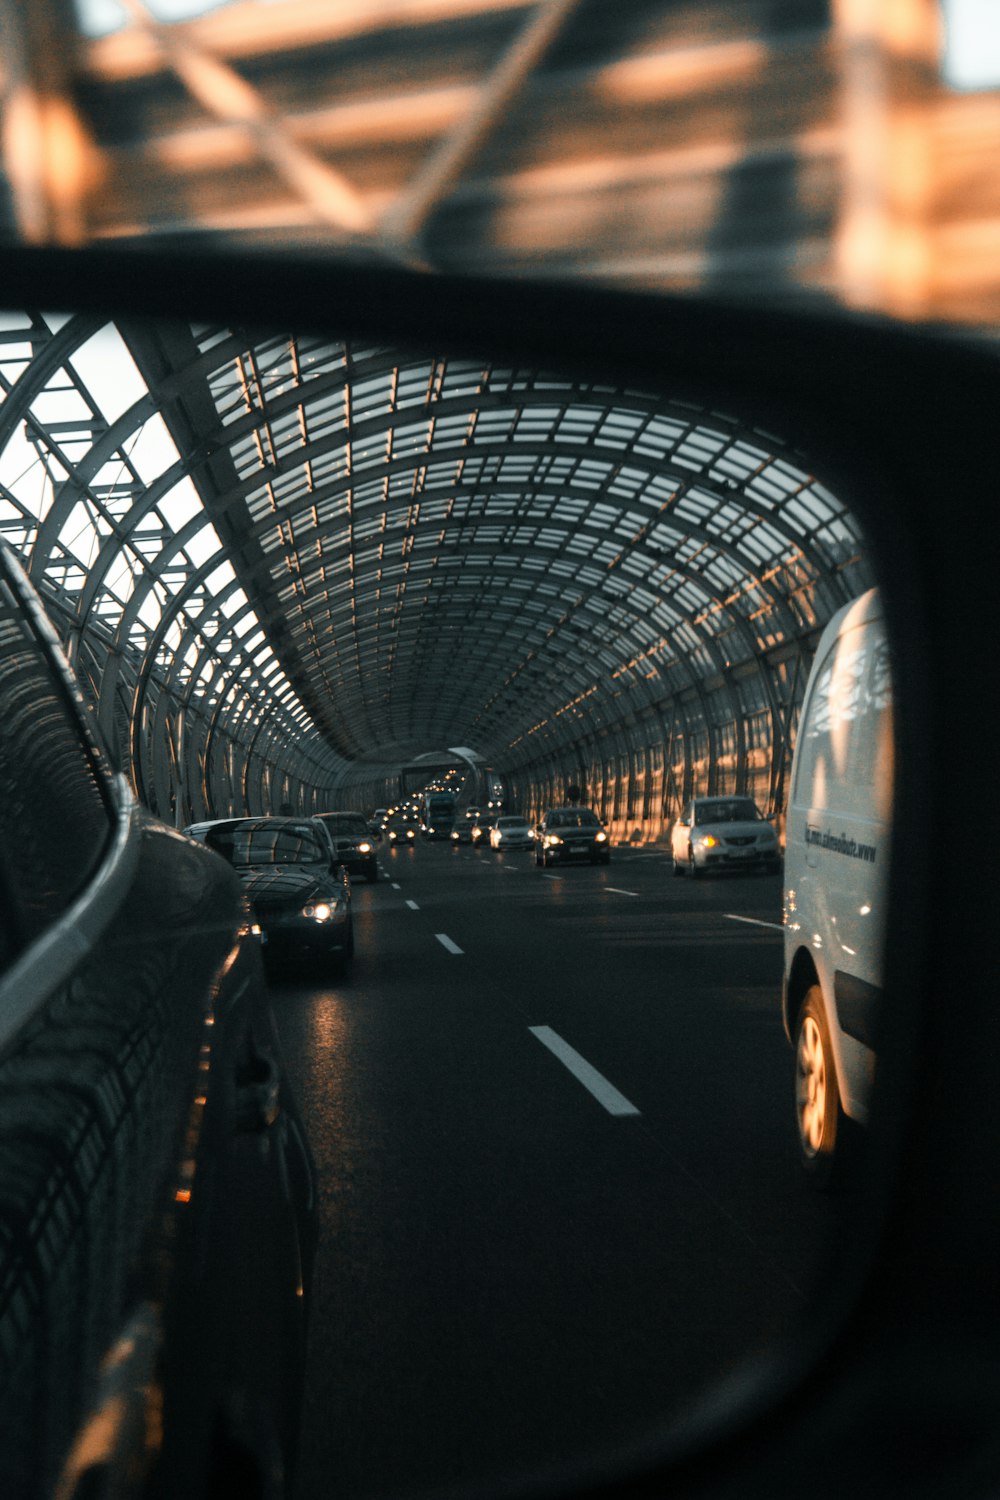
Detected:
left=405, top=899, right=419, bottom=910
left=391, top=882, right=401, bottom=890
left=435, top=933, right=464, bottom=955
left=529, top=1026, right=641, bottom=1117
left=724, top=913, right=784, bottom=933
left=541, top=873, right=561, bottom=881
left=605, top=887, right=640, bottom=897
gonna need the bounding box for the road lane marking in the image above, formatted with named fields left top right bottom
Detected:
left=724, top=913, right=784, bottom=933
left=435, top=933, right=463, bottom=954
left=405, top=899, right=419, bottom=910
left=541, top=873, right=561, bottom=881
left=391, top=882, right=401, bottom=890
left=529, top=1027, right=640, bottom=1117
left=606, top=886, right=640, bottom=897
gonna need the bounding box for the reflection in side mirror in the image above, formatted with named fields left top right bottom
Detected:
left=0, top=287, right=900, bottom=1500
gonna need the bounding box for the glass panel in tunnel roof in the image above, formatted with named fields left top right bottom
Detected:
left=0, top=308, right=882, bottom=787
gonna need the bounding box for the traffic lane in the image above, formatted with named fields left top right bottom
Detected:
left=398, top=847, right=834, bottom=1291
left=271, top=882, right=821, bottom=1500
left=272, top=858, right=837, bottom=1499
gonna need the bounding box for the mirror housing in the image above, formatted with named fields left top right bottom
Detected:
left=0, top=241, right=995, bottom=1500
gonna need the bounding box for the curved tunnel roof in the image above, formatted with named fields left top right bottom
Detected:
left=0, top=307, right=872, bottom=817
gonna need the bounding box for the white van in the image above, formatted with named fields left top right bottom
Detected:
left=782, top=588, right=893, bottom=1180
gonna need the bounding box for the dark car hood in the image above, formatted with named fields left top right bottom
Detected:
left=239, top=866, right=328, bottom=910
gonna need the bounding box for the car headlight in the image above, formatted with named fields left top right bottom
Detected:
left=358, top=841, right=372, bottom=854
left=699, top=834, right=719, bottom=848
left=303, top=901, right=336, bottom=921
left=595, top=830, right=607, bottom=842
left=406, top=828, right=415, bottom=839
left=544, top=834, right=563, bottom=847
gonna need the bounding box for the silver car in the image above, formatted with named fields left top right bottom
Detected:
left=671, top=796, right=780, bottom=878
left=489, top=815, right=535, bottom=850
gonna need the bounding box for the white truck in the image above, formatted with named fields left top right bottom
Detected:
left=782, top=588, right=893, bottom=1181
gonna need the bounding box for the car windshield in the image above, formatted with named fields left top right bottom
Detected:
left=547, top=809, right=600, bottom=828
left=207, top=823, right=329, bottom=866
left=319, top=815, right=369, bottom=836
left=694, top=799, right=762, bottom=825
left=497, top=817, right=527, bottom=828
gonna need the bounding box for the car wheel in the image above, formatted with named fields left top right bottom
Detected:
left=366, top=865, right=378, bottom=883
left=688, top=845, right=702, bottom=879
left=795, top=986, right=850, bottom=1184
left=672, top=856, right=684, bottom=877
left=601, top=853, right=610, bottom=866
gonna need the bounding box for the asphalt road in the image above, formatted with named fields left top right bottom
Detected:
left=272, top=839, right=842, bottom=1500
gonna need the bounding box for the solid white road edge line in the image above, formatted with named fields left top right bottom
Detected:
left=435, top=933, right=464, bottom=955
left=529, top=1026, right=641, bottom=1117
left=724, top=913, right=784, bottom=933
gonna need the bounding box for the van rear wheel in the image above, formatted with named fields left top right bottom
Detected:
left=795, top=987, right=846, bottom=1184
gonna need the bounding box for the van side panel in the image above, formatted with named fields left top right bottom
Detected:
left=783, top=591, right=891, bottom=1124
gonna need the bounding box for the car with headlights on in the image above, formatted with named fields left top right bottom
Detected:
left=490, top=815, right=535, bottom=851
left=670, top=796, right=781, bottom=878
left=384, top=811, right=418, bottom=847
left=535, top=807, right=610, bottom=866
left=193, top=817, right=354, bottom=974
left=313, top=810, right=379, bottom=882
left=470, top=811, right=497, bottom=850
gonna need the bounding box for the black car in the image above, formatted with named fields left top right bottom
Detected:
left=192, top=817, right=354, bottom=975
left=0, top=541, right=317, bottom=1498
left=384, top=811, right=418, bottom=847
left=535, top=807, right=611, bottom=867
left=469, top=812, right=497, bottom=850
left=313, top=810, right=379, bottom=882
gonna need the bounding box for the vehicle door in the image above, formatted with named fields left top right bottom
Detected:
left=672, top=803, right=693, bottom=861
left=0, top=546, right=317, bottom=1497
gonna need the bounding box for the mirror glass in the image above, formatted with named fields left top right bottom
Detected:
left=0, top=308, right=893, bottom=1496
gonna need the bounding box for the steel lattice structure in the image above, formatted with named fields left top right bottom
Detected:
left=0, top=308, right=872, bottom=834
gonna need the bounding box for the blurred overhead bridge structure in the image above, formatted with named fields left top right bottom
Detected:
left=0, top=0, right=998, bottom=327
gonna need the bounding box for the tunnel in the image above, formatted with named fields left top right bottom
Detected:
left=0, top=308, right=874, bottom=839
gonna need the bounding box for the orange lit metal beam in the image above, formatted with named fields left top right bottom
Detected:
left=0, top=0, right=97, bottom=242
left=116, top=0, right=374, bottom=236
left=380, top=0, right=583, bottom=257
